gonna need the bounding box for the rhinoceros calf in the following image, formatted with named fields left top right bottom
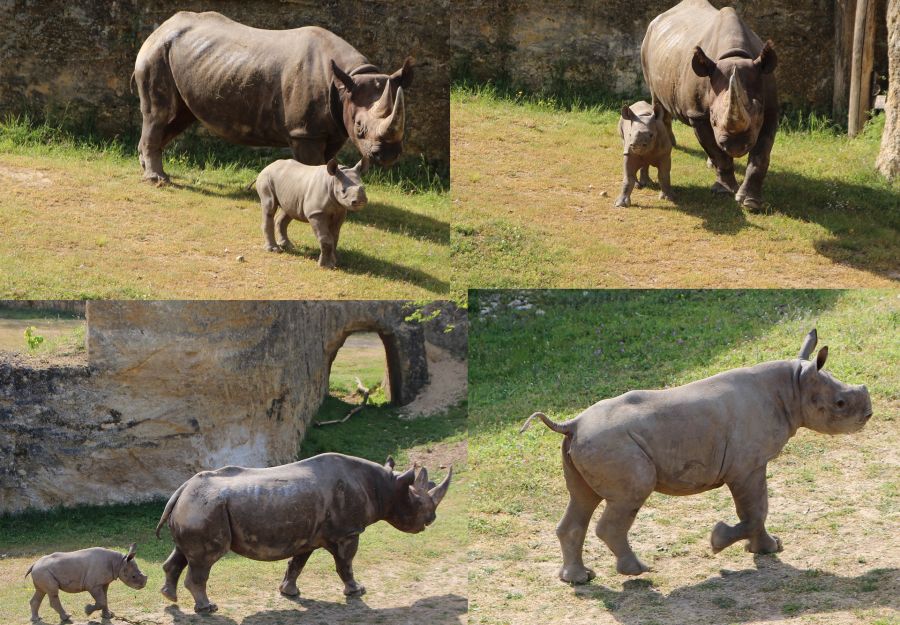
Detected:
left=155, top=453, right=452, bottom=614
left=521, top=330, right=872, bottom=582
left=134, top=11, right=412, bottom=183
left=615, top=101, right=675, bottom=207
left=642, top=0, right=778, bottom=210
left=26, top=544, right=147, bottom=623
left=255, top=157, right=368, bottom=268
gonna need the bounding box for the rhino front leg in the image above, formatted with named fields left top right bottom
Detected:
left=184, top=563, right=217, bottom=614
left=161, top=547, right=187, bottom=602
left=309, top=216, right=337, bottom=269
left=735, top=114, right=777, bottom=212
left=29, top=589, right=45, bottom=621
left=289, top=137, right=328, bottom=166
left=615, top=157, right=641, bottom=207
left=279, top=551, right=313, bottom=597
left=692, top=122, right=738, bottom=194
left=636, top=164, right=651, bottom=189
left=711, top=466, right=782, bottom=554
left=329, top=535, right=365, bottom=597
left=85, top=584, right=111, bottom=619
left=46, top=593, right=70, bottom=624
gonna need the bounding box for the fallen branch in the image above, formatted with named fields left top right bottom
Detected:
left=315, top=377, right=370, bottom=426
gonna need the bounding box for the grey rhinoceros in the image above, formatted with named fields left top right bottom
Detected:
left=26, top=544, right=147, bottom=623
left=155, top=453, right=452, bottom=613
left=642, top=0, right=778, bottom=210
left=134, top=11, right=412, bottom=183
left=521, top=330, right=872, bottom=582
left=615, top=100, right=675, bottom=207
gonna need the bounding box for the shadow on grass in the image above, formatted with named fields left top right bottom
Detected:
left=241, top=594, right=467, bottom=625
left=350, top=201, right=449, bottom=244
left=573, top=556, right=898, bottom=625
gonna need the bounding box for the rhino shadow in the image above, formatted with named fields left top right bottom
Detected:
left=572, top=555, right=898, bottom=625
left=349, top=200, right=450, bottom=244
left=241, top=593, right=467, bottom=625
left=654, top=183, right=762, bottom=235
left=163, top=604, right=240, bottom=625
left=283, top=245, right=449, bottom=294
left=166, top=179, right=256, bottom=201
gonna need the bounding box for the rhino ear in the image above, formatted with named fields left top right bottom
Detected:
left=413, top=466, right=429, bottom=492
left=754, top=40, right=777, bottom=75
left=815, top=346, right=828, bottom=371
left=332, top=61, right=356, bottom=95
left=384, top=456, right=395, bottom=470
left=691, top=46, right=716, bottom=77
left=126, top=543, right=137, bottom=561
left=620, top=105, right=632, bottom=120
left=326, top=158, right=339, bottom=176
left=391, top=56, right=414, bottom=90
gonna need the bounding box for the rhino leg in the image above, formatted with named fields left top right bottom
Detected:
left=275, top=212, right=294, bottom=250
left=693, top=122, right=738, bottom=194
left=556, top=438, right=602, bottom=584
left=184, top=562, right=218, bottom=614
left=259, top=182, right=282, bottom=253
left=663, top=110, right=676, bottom=147
left=615, top=157, right=640, bottom=208
left=711, top=466, right=783, bottom=554
left=657, top=155, right=676, bottom=202
left=279, top=552, right=313, bottom=597
left=85, top=584, right=111, bottom=619
left=161, top=547, right=188, bottom=602
left=324, top=138, right=347, bottom=163
left=29, top=589, right=44, bottom=621
left=327, top=535, right=365, bottom=596
left=290, top=138, right=328, bottom=166
left=46, top=593, right=70, bottom=624
left=636, top=165, right=651, bottom=189
left=310, top=216, right=337, bottom=269
left=735, top=115, right=776, bottom=212
left=135, top=63, right=194, bottom=184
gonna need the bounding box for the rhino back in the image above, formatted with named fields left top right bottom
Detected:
left=32, top=548, right=119, bottom=592
left=261, top=159, right=333, bottom=219
left=140, top=12, right=367, bottom=146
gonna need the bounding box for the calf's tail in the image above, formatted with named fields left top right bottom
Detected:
left=155, top=480, right=188, bottom=538
left=24, top=563, right=33, bottom=578
left=519, top=411, right=575, bottom=436
left=245, top=177, right=258, bottom=191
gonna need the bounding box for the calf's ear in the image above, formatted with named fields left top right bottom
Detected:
left=620, top=105, right=632, bottom=120
left=754, top=40, right=777, bottom=74
left=691, top=46, right=716, bottom=77
left=384, top=456, right=395, bottom=470
left=815, top=346, right=828, bottom=371
left=326, top=159, right=339, bottom=176
left=126, top=543, right=137, bottom=561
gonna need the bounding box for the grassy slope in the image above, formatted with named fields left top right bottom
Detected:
left=468, top=289, right=898, bottom=625
left=0, top=398, right=466, bottom=625
left=0, top=122, right=449, bottom=299
left=451, top=86, right=899, bottom=289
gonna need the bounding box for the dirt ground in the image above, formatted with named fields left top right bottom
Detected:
left=401, top=343, right=468, bottom=419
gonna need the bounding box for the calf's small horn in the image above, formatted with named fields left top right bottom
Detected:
left=428, top=466, right=453, bottom=506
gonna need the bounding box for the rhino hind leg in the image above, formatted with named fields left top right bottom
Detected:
left=557, top=438, right=602, bottom=584
left=46, top=593, right=70, bottom=624
left=279, top=552, right=313, bottom=597
left=85, top=584, right=111, bottom=619
left=161, top=547, right=188, bottom=602
left=275, top=212, right=294, bottom=251
left=29, top=589, right=45, bottom=621
left=184, top=563, right=217, bottom=614
left=328, top=536, right=366, bottom=596
left=711, top=467, right=782, bottom=555
left=596, top=498, right=652, bottom=575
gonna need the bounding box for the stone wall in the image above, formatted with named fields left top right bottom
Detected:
left=451, top=0, right=888, bottom=111
left=0, top=0, right=449, bottom=165
left=0, top=300, right=466, bottom=513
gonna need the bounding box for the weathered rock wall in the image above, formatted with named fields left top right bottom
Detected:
left=0, top=300, right=465, bottom=513
left=451, top=0, right=887, bottom=111
left=0, top=0, right=449, bottom=165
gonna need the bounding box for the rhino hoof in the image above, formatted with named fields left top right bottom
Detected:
left=344, top=584, right=366, bottom=597
left=613, top=196, right=630, bottom=208
left=142, top=173, right=170, bottom=185
left=160, top=584, right=177, bottom=602
left=659, top=191, right=675, bottom=202
left=265, top=244, right=282, bottom=253
left=278, top=581, right=299, bottom=597
left=84, top=604, right=94, bottom=615
left=559, top=564, right=596, bottom=584
left=710, top=182, right=733, bottom=195
left=740, top=196, right=762, bottom=212
left=194, top=602, right=218, bottom=614
left=616, top=556, right=650, bottom=576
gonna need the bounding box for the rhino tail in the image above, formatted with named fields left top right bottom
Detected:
left=245, top=176, right=258, bottom=191
left=155, top=480, right=188, bottom=539
left=519, top=412, right=575, bottom=436
left=24, top=563, right=33, bottom=578
left=129, top=71, right=136, bottom=95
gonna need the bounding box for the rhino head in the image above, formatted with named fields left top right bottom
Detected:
left=796, top=329, right=873, bottom=435
left=384, top=460, right=452, bottom=534
left=326, top=157, right=369, bottom=211
left=331, top=58, right=414, bottom=167
left=620, top=101, right=665, bottom=156
left=691, top=41, right=776, bottom=158
left=118, top=543, right=148, bottom=590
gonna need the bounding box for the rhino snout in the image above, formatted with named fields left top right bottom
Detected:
left=350, top=191, right=368, bottom=210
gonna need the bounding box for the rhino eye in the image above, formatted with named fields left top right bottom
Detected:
left=836, top=399, right=846, bottom=408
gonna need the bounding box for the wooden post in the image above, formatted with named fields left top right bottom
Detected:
left=834, top=0, right=856, bottom=118
left=849, top=0, right=877, bottom=136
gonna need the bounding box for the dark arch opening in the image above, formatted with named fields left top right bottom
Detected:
left=327, top=328, right=403, bottom=405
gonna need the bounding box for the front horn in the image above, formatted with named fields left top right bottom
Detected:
left=428, top=466, right=453, bottom=506
left=724, top=68, right=751, bottom=133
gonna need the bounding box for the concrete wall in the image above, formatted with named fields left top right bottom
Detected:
left=0, top=0, right=449, bottom=165
left=451, top=0, right=888, bottom=111
left=0, top=300, right=465, bottom=513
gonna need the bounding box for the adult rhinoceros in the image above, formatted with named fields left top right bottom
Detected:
left=134, top=11, right=412, bottom=183
left=642, top=0, right=778, bottom=210
left=154, top=453, right=451, bottom=614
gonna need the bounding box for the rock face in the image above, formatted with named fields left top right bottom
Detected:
left=0, top=300, right=465, bottom=513
left=0, top=1, right=449, bottom=166
left=451, top=0, right=887, bottom=111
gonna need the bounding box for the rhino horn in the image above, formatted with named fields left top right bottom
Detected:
left=372, top=80, right=394, bottom=118
left=798, top=328, right=818, bottom=360
left=379, top=86, right=405, bottom=141
left=723, top=68, right=751, bottom=133
left=428, top=466, right=452, bottom=506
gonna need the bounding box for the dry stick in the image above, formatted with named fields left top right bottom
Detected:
left=315, top=377, right=370, bottom=426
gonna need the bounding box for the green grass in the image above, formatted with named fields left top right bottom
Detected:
left=0, top=117, right=449, bottom=299
left=0, top=308, right=85, bottom=356
left=467, top=289, right=898, bottom=625
left=452, top=84, right=899, bottom=289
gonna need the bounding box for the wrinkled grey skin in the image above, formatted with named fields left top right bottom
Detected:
left=134, top=11, right=412, bottom=183
left=642, top=0, right=778, bottom=210
left=521, top=330, right=872, bottom=583
left=615, top=101, right=675, bottom=207
left=255, top=157, right=369, bottom=268
left=26, top=544, right=147, bottom=623
left=155, top=453, right=451, bottom=614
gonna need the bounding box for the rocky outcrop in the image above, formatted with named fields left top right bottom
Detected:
left=0, top=300, right=466, bottom=513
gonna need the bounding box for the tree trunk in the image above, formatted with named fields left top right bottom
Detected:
left=877, top=0, right=899, bottom=180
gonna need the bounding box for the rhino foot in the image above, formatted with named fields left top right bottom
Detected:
left=84, top=604, right=94, bottom=615
left=737, top=195, right=762, bottom=212
left=343, top=583, right=366, bottom=597
left=318, top=258, right=337, bottom=270
left=613, top=195, right=630, bottom=208
left=710, top=182, right=734, bottom=195
left=559, top=564, right=596, bottom=584
left=276, top=240, right=294, bottom=252
left=160, top=584, right=177, bottom=602
left=278, top=581, right=299, bottom=597
left=659, top=190, right=675, bottom=202
left=59, top=616, right=72, bottom=625
left=710, top=521, right=733, bottom=553
left=142, top=172, right=170, bottom=185
left=193, top=602, right=218, bottom=614
left=264, top=244, right=283, bottom=253
left=745, top=534, right=782, bottom=554
left=616, top=555, right=650, bottom=576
